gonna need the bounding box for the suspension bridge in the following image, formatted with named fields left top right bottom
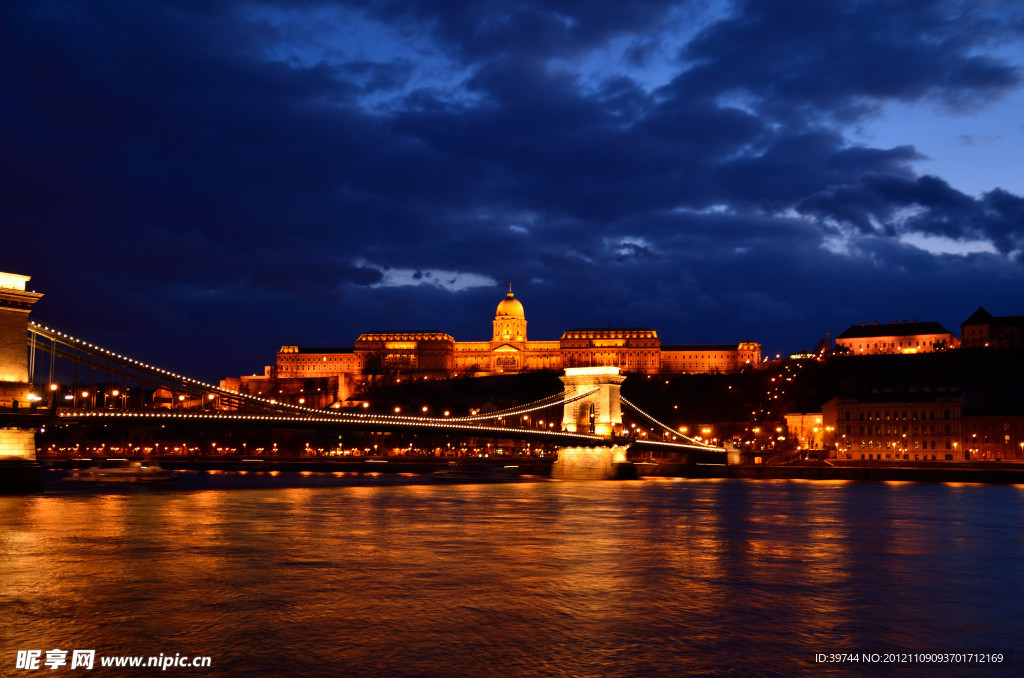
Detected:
left=2, top=272, right=724, bottom=488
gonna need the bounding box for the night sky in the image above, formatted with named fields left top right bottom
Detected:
left=3, top=0, right=1023, bottom=382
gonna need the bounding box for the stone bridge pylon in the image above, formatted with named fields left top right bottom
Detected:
left=1, top=271, right=44, bottom=492
left=559, top=366, right=626, bottom=437
left=554, top=366, right=635, bottom=480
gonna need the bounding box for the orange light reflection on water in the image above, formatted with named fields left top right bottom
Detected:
left=4, top=478, right=1020, bottom=676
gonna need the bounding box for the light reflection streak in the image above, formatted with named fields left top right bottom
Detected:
left=2, top=479, right=1022, bottom=676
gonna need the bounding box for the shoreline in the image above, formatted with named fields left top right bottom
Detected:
left=33, top=455, right=1024, bottom=487
left=646, top=461, right=1024, bottom=484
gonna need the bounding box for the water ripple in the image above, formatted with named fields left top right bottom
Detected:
left=1, top=479, right=1021, bottom=676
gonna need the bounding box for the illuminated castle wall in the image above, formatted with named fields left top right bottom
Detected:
left=835, top=320, right=959, bottom=355
left=223, top=289, right=761, bottom=404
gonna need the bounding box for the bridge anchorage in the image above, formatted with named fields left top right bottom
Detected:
left=0, top=272, right=45, bottom=492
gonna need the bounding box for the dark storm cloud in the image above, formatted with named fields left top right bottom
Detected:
left=799, top=174, right=1024, bottom=253
left=352, top=0, right=678, bottom=60
left=714, top=132, right=922, bottom=210
left=392, top=60, right=682, bottom=221
left=2, top=0, right=1023, bottom=378
left=676, top=0, right=1021, bottom=119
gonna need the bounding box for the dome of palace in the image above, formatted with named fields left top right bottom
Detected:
left=495, top=290, right=525, bottom=318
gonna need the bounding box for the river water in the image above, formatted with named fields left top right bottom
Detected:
left=2, top=476, right=1021, bottom=676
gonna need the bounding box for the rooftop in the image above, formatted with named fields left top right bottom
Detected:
left=662, top=344, right=749, bottom=352
left=561, top=327, right=658, bottom=338
left=962, top=307, right=1024, bottom=327
left=836, top=321, right=953, bottom=340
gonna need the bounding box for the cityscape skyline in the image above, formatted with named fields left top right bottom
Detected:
left=2, top=1, right=1023, bottom=382
left=15, top=269, right=1011, bottom=383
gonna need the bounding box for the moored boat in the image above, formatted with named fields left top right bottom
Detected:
left=64, top=461, right=173, bottom=484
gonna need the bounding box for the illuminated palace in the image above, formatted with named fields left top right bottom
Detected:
left=223, top=289, right=761, bottom=405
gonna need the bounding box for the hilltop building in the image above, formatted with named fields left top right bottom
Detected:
left=835, top=320, right=958, bottom=355
left=960, top=307, right=1024, bottom=349
left=222, top=288, right=761, bottom=405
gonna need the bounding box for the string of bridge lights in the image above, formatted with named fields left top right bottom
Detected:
left=438, top=387, right=600, bottom=423
left=28, top=321, right=322, bottom=415
left=34, top=326, right=722, bottom=452
left=29, top=320, right=598, bottom=426
left=619, top=396, right=717, bottom=448
left=295, top=386, right=598, bottom=425
left=29, top=322, right=726, bottom=455
left=57, top=410, right=605, bottom=441
left=30, top=322, right=716, bottom=451
left=639, top=439, right=726, bottom=452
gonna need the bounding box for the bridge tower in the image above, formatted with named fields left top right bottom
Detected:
left=0, top=272, right=44, bottom=492
left=559, top=366, right=625, bottom=436
left=553, top=366, right=634, bottom=480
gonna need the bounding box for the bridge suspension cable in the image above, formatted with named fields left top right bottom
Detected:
left=440, top=387, right=599, bottom=423
left=321, top=387, right=599, bottom=428
left=28, top=321, right=596, bottom=429
left=28, top=321, right=320, bottom=415
left=57, top=409, right=604, bottom=441
left=619, top=395, right=718, bottom=448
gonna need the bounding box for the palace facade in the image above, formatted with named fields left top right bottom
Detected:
left=222, top=289, right=761, bottom=405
